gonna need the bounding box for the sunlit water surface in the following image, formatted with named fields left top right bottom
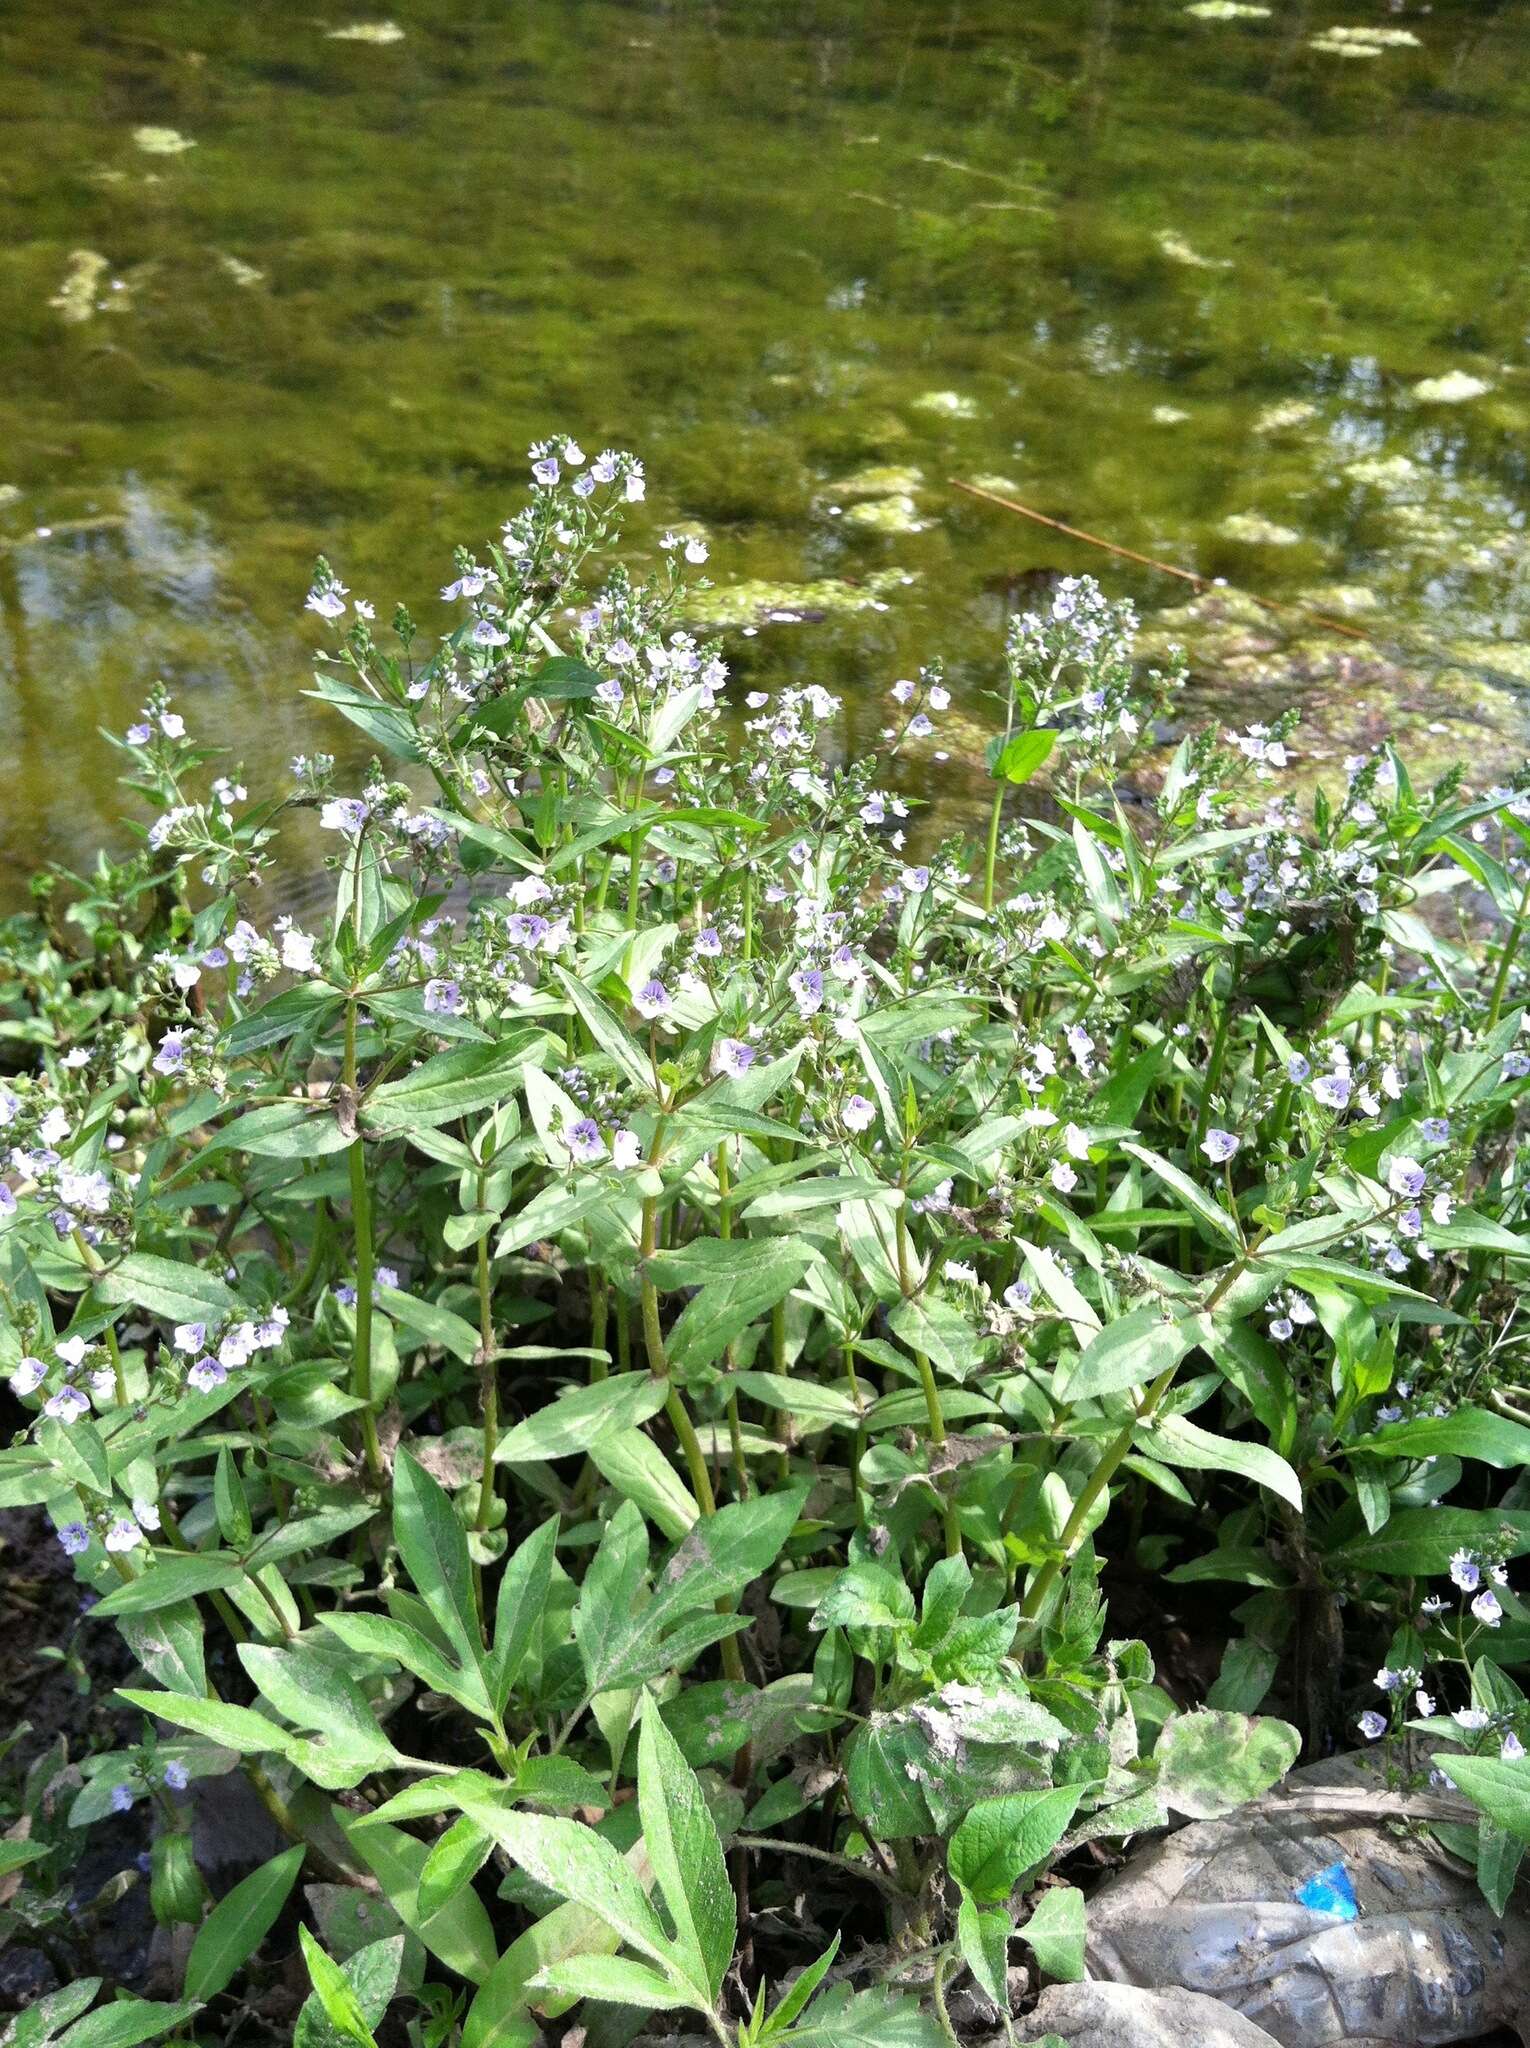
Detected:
left=5, top=0, right=1530, bottom=900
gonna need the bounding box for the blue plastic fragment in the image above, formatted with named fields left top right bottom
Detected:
left=1295, top=1861, right=1359, bottom=1920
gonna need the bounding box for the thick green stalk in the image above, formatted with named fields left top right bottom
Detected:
left=1020, top=1230, right=1267, bottom=1623
left=474, top=1175, right=498, bottom=1531
left=1486, top=865, right=1530, bottom=1032
left=638, top=1191, right=745, bottom=1684
left=982, top=781, right=1005, bottom=915
left=343, top=998, right=384, bottom=1489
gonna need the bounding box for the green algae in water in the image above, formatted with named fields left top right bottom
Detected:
left=2, top=0, right=1530, bottom=895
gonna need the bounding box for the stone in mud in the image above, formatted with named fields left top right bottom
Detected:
left=912, top=389, right=979, bottom=418
left=1153, top=405, right=1192, bottom=425
left=325, top=20, right=406, bottom=42
left=819, top=463, right=924, bottom=502
left=1014, top=1981, right=1283, bottom=2047
left=49, top=250, right=110, bottom=324
left=843, top=493, right=924, bottom=535
left=1184, top=1, right=1271, bottom=17
left=682, top=567, right=916, bottom=630
left=133, top=126, right=197, bottom=155
left=1217, top=514, right=1301, bottom=546
left=1341, top=452, right=1423, bottom=495
left=1412, top=370, right=1494, bottom=404
left=1252, top=400, right=1318, bottom=436
left=1156, top=231, right=1232, bottom=271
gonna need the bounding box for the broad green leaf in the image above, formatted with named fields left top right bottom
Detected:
left=1121, top=1143, right=1242, bottom=1250
left=1328, top=1508, right=1530, bottom=1579
left=1206, top=1638, right=1278, bottom=1714
left=336, top=1810, right=497, bottom=1985
left=455, top=1800, right=680, bottom=1982
left=956, top=1893, right=1009, bottom=2006
left=378, top=1286, right=481, bottom=1365
left=2, top=1981, right=101, bottom=2048
left=115, top=1689, right=293, bottom=1761
left=994, top=728, right=1057, bottom=785
left=1439, top=1754, right=1530, bottom=1845
left=294, top=1937, right=405, bottom=2048
left=1155, top=1710, right=1300, bottom=1818
left=1348, top=1407, right=1530, bottom=1470
left=39, top=1417, right=111, bottom=1498
left=490, top=1518, right=559, bottom=1710
left=588, top=1427, right=700, bottom=1539
left=554, top=966, right=656, bottom=1097
left=1057, top=1305, right=1205, bottom=1404
left=239, top=1642, right=398, bottom=1781
left=1141, top=1414, right=1302, bottom=1509
left=364, top=1040, right=532, bottom=1135
left=184, top=1845, right=305, bottom=2002
left=393, top=1451, right=488, bottom=1698
left=1015, top=1237, right=1100, bottom=1335
left=54, top=2005, right=199, bottom=2048
left=665, top=1240, right=816, bottom=1378
left=418, top=1816, right=494, bottom=1921
left=778, top=1983, right=946, bottom=2048
left=299, top=1926, right=379, bottom=2048
left=319, top=1610, right=481, bottom=1715
left=1020, top=1883, right=1086, bottom=1981
left=638, top=1695, right=735, bottom=2002
left=529, top=1954, right=695, bottom=2012
left=496, top=1373, right=667, bottom=1464
left=810, top=1564, right=917, bottom=1634
left=95, top=1252, right=237, bottom=1324
left=948, top=1786, right=1083, bottom=1902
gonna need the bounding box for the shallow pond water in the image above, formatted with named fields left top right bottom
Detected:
left=4, top=0, right=1530, bottom=900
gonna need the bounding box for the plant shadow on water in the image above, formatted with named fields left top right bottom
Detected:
left=2, top=0, right=1530, bottom=891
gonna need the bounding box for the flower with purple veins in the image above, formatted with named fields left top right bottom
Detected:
left=1357, top=1711, right=1387, bottom=1741
left=319, top=798, right=369, bottom=835
left=1201, top=1129, right=1239, bottom=1164
left=58, top=1521, right=90, bottom=1555
left=790, top=968, right=825, bottom=1018
left=634, top=979, right=672, bottom=1021
left=1419, top=1118, right=1450, bottom=1144
left=105, top=1517, right=142, bottom=1553
left=153, top=1033, right=187, bottom=1077
left=1450, top=1549, right=1481, bottom=1593
left=45, top=1387, right=89, bottom=1425
left=11, top=1356, right=46, bottom=1396
left=842, top=1095, right=877, bottom=1134
left=187, top=1355, right=228, bottom=1393
left=1386, top=1157, right=1427, bottom=1201
left=423, top=979, right=463, bottom=1016
left=711, top=1038, right=756, bottom=1079
left=110, top=1784, right=134, bottom=1814
left=564, top=1119, right=607, bottom=1167
left=1312, top=1072, right=1351, bottom=1110
left=1472, top=1590, right=1503, bottom=1627
left=163, top=1760, right=189, bottom=1791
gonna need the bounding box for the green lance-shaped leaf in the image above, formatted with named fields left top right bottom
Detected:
left=51, top=1998, right=202, bottom=2048
left=947, top=1785, right=1083, bottom=1903
left=495, top=1372, right=668, bottom=1464
left=183, top=1845, right=305, bottom=2002
left=991, top=727, right=1057, bottom=785
left=298, top=1925, right=380, bottom=2048
left=392, top=1450, right=490, bottom=1706
left=489, top=1517, right=559, bottom=1712
left=637, top=1693, right=736, bottom=2005
left=294, top=1937, right=405, bottom=2048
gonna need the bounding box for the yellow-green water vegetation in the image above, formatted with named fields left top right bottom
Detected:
left=3, top=0, right=1530, bottom=895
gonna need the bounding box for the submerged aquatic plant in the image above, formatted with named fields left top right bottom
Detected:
left=2, top=441, right=1530, bottom=2039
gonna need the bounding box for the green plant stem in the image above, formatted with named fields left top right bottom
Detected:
left=343, top=998, right=384, bottom=1490
left=932, top=1948, right=962, bottom=2048
left=982, top=782, right=1005, bottom=915
left=69, top=1231, right=129, bottom=1406
left=474, top=1185, right=498, bottom=1532
left=638, top=1190, right=746, bottom=1685
left=1486, top=863, right=1530, bottom=1031
left=1192, top=984, right=1236, bottom=1151
left=1021, top=1229, right=1267, bottom=1623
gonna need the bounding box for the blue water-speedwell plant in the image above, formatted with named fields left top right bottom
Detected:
left=2, top=438, right=1530, bottom=2040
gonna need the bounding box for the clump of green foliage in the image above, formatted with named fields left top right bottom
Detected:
left=3, top=440, right=1530, bottom=2044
